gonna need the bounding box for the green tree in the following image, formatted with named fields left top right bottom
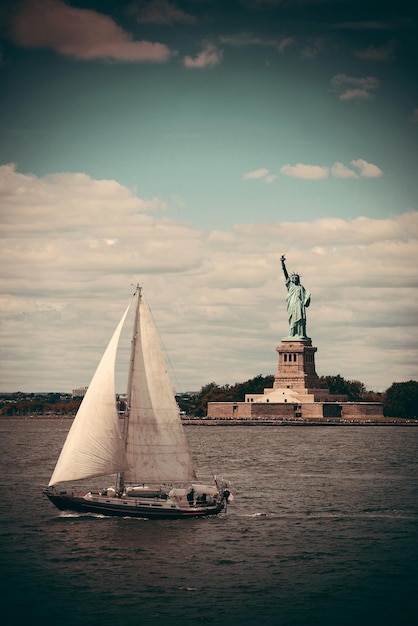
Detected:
left=233, top=374, right=275, bottom=401
left=318, top=375, right=366, bottom=401
left=179, top=375, right=276, bottom=417
left=193, top=382, right=236, bottom=416
left=383, top=381, right=418, bottom=418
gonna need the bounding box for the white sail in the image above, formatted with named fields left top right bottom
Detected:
left=123, top=293, right=197, bottom=484
left=49, top=303, right=132, bottom=485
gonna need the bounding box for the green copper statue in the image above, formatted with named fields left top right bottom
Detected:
left=280, top=255, right=311, bottom=339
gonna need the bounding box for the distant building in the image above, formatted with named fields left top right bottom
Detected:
left=72, top=386, right=88, bottom=398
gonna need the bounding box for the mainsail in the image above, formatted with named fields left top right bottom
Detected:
left=122, top=292, right=197, bottom=484
left=49, top=303, right=131, bottom=485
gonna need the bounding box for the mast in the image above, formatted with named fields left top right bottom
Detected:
left=116, top=284, right=141, bottom=494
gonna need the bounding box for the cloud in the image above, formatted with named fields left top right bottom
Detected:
left=184, top=43, right=223, bottom=68
left=234, top=213, right=418, bottom=248
left=330, top=73, right=380, bottom=101
left=244, top=168, right=270, bottom=179
left=0, top=164, right=170, bottom=236
left=331, top=162, right=358, bottom=178
left=243, top=168, right=276, bottom=183
left=278, top=37, right=294, bottom=52
left=280, top=163, right=329, bottom=179
left=301, top=37, right=328, bottom=59
left=243, top=168, right=269, bottom=180
left=340, top=89, right=374, bottom=101
left=10, top=0, right=172, bottom=62
left=331, top=160, right=382, bottom=179
left=244, top=160, right=382, bottom=181
left=130, top=0, right=197, bottom=25
left=354, top=41, right=396, bottom=61
left=265, top=174, right=277, bottom=183
left=351, top=158, right=383, bottom=178
left=331, top=74, right=380, bottom=90
left=1, top=164, right=416, bottom=393
left=218, top=32, right=294, bottom=53
left=411, top=108, right=418, bottom=122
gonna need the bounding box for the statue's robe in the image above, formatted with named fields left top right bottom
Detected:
left=285, top=279, right=311, bottom=337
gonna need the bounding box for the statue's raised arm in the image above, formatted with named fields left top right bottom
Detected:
left=280, top=254, right=311, bottom=340
left=280, top=255, right=289, bottom=281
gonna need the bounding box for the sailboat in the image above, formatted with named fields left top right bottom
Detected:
left=43, top=286, right=230, bottom=519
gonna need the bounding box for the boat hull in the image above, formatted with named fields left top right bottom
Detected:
left=44, top=490, right=225, bottom=519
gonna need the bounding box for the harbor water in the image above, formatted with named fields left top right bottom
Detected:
left=1, top=419, right=417, bottom=625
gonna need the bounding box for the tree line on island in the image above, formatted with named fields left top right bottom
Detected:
left=1, top=377, right=417, bottom=419
left=176, top=376, right=417, bottom=419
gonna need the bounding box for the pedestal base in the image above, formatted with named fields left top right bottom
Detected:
left=274, top=339, right=319, bottom=391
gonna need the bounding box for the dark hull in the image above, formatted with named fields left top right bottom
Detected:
left=45, top=492, right=225, bottom=520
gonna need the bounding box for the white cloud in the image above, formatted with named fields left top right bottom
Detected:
left=280, top=163, right=329, bottom=179
left=0, top=164, right=169, bottom=236
left=218, top=32, right=294, bottom=54
left=331, top=74, right=380, bottom=90
left=243, top=168, right=270, bottom=180
left=351, top=158, right=383, bottom=178
left=10, top=0, right=172, bottom=62
left=132, top=0, right=197, bottom=25
left=354, top=41, right=396, bottom=62
left=243, top=168, right=276, bottom=183
left=340, top=89, right=374, bottom=101
left=1, top=165, right=416, bottom=394
left=243, top=161, right=382, bottom=181
left=330, top=73, right=380, bottom=101
left=265, top=174, right=277, bottom=183
left=331, top=162, right=358, bottom=178
left=184, top=44, right=223, bottom=69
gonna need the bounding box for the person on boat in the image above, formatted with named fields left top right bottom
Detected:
left=187, top=488, right=195, bottom=505
left=280, top=255, right=311, bottom=339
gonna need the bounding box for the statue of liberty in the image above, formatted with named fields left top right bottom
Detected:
left=280, top=255, right=311, bottom=339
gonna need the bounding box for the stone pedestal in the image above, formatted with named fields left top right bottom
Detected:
left=274, top=338, right=320, bottom=391
left=207, top=332, right=383, bottom=419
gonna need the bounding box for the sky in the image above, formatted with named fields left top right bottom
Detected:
left=0, top=0, right=417, bottom=394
